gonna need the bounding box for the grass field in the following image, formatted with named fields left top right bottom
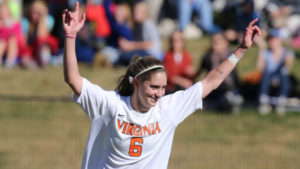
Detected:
left=0, top=38, right=299, bottom=169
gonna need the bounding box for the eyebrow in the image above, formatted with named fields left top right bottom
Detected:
left=150, top=84, right=167, bottom=88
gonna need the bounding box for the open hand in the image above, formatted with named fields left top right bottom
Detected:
left=62, top=2, right=86, bottom=36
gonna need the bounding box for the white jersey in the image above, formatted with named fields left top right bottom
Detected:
left=74, top=78, right=203, bottom=169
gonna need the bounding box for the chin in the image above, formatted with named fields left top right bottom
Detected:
left=148, top=100, right=158, bottom=107
left=150, top=102, right=157, bottom=107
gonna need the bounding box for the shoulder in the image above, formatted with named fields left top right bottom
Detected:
left=164, top=51, right=174, bottom=58
left=163, top=51, right=175, bottom=64
left=81, top=78, right=120, bottom=99
left=21, top=18, right=29, bottom=33
left=261, top=49, right=271, bottom=58
left=144, top=19, right=155, bottom=26
left=143, top=19, right=158, bottom=32
left=182, top=50, right=192, bottom=58
left=284, top=48, right=295, bottom=58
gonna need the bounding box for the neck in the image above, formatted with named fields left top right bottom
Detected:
left=130, top=92, right=149, bottom=113
left=174, top=48, right=183, bottom=53
left=271, top=47, right=282, bottom=53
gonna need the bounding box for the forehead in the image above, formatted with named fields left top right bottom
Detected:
left=145, top=71, right=167, bottom=84
left=212, top=34, right=226, bottom=41
left=172, top=31, right=183, bottom=39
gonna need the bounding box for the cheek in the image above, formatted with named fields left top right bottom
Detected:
left=138, top=86, right=150, bottom=99
left=144, top=88, right=155, bottom=97
left=161, top=89, right=166, bottom=96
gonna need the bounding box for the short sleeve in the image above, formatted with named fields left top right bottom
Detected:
left=46, top=15, right=55, bottom=31
left=287, top=50, right=295, bottom=59
left=160, top=82, right=203, bottom=126
left=21, top=18, right=29, bottom=34
left=73, top=78, right=117, bottom=121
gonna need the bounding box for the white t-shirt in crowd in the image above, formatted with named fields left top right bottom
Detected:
left=74, top=78, right=203, bottom=169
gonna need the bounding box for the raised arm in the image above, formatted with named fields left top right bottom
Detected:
left=62, top=2, right=86, bottom=95
left=201, top=18, right=261, bottom=99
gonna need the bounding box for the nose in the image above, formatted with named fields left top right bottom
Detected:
left=155, top=88, right=165, bottom=99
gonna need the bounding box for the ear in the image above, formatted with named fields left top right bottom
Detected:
left=133, top=78, right=139, bottom=89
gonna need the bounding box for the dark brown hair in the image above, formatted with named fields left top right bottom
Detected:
left=168, top=29, right=185, bottom=52
left=116, top=56, right=166, bottom=96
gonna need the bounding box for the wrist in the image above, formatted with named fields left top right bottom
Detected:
left=233, top=47, right=247, bottom=59
left=228, top=53, right=240, bottom=66
left=65, top=34, right=76, bottom=38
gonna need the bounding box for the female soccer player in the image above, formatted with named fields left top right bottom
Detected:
left=62, top=2, right=261, bottom=169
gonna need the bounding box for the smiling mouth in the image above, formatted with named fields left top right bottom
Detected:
left=149, top=97, right=158, bottom=103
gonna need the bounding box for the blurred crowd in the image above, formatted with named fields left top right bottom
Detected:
left=0, top=0, right=299, bottom=114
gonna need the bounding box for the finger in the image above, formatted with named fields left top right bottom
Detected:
left=75, top=1, right=80, bottom=13
left=248, top=18, right=259, bottom=27
left=79, top=12, right=86, bottom=25
left=62, top=9, right=68, bottom=14
left=253, top=25, right=261, bottom=36
left=68, top=11, right=76, bottom=20
left=62, top=9, right=67, bottom=22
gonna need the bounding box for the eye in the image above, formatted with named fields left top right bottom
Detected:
left=150, top=85, right=159, bottom=89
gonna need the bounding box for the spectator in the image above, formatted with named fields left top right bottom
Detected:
left=117, top=1, right=163, bottom=65
left=100, top=0, right=133, bottom=66
left=75, top=22, right=98, bottom=64
left=221, top=0, right=261, bottom=44
left=21, top=0, right=58, bottom=68
left=235, top=0, right=260, bottom=39
left=74, top=3, right=104, bottom=64
left=0, top=1, right=23, bottom=68
left=197, top=32, right=243, bottom=113
left=178, top=0, right=220, bottom=34
left=263, top=0, right=300, bottom=39
left=163, top=30, right=195, bottom=94
left=85, top=0, right=110, bottom=39
left=257, top=29, right=295, bottom=115
left=144, top=0, right=163, bottom=23
left=48, top=0, right=69, bottom=50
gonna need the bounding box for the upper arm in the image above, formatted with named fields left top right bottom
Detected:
left=74, top=78, right=113, bottom=120
left=285, top=52, right=294, bottom=69
left=67, top=76, right=83, bottom=96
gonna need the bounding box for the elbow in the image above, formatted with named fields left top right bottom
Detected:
left=64, top=75, right=77, bottom=88
left=203, top=79, right=219, bottom=94
left=64, top=77, right=74, bottom=87
left=209, top=83, right=219, bottom=93
left=211, top=83, right=219, bottom=91
left=64, top=76, right=71, bottom=85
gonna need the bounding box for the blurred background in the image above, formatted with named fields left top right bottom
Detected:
left=0, top=0, right=299, bottom=168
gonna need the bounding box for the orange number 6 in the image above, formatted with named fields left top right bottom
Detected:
left=129, top=137, right=143, bottom=157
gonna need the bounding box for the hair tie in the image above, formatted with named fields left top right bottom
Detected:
left=129, top=76, right=134, bottom=84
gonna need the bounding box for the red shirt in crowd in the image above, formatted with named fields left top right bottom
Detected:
left=163, top=50, right=193, bottom=91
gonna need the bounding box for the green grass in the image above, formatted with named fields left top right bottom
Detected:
left=0, top=38, right=300, bottom=169
left=1, top=100, right=300, bottom=169
left=170, top=110, right=300, bottom=169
